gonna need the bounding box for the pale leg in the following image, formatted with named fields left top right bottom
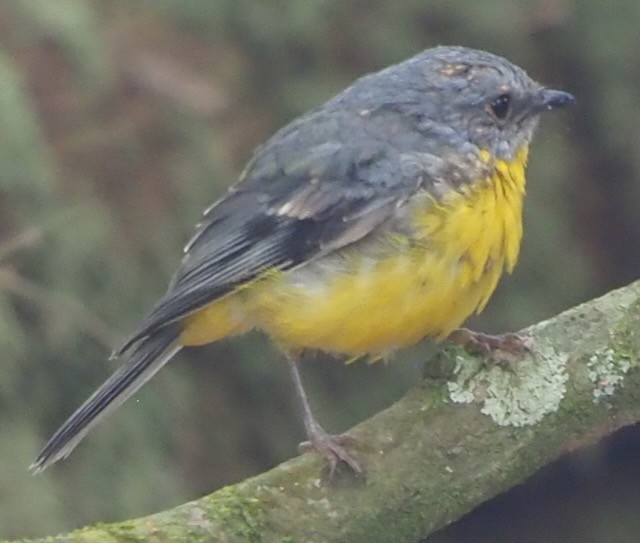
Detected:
left=285, top=352, right=362, bottom=477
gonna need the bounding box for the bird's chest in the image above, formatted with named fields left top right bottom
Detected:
left=406, top=154, right=527, bottom=335
left=249, top=153, right=527, bottom=355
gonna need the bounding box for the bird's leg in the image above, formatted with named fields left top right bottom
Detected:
left=285, top=351, right=362, bottom=477
left=448, top=328, right=532, bottom=362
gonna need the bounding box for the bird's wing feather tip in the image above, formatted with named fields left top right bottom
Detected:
left=29, top=461, right=46, bottom=475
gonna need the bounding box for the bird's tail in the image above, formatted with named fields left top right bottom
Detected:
left=30, top=326, right=182, bottom=473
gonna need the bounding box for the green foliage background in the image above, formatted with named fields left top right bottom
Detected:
left=0, top=1, right=639, bottom=541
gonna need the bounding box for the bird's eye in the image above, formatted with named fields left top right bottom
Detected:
left=489, top=93, right=512, bottom=120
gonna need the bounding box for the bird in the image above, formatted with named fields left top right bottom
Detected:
left=31, top=46, right=574, bottom=476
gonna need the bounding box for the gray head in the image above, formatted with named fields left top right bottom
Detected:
left=343, top=46, right=574, bottom=161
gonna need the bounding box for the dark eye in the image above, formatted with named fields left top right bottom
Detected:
left=489, top=93, right=512, bottom=119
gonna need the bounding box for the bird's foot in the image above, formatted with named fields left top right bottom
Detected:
left=299, top=427, right=363, bottom=479
left=448, top=328, right=532, bottom=365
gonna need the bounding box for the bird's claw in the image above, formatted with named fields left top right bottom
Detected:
left=448, top=328, right=533, bottom=365
left=299, top=431, right=363, bottom=479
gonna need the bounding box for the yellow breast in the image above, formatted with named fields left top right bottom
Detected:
left=182, top=147, right=528, bottom=356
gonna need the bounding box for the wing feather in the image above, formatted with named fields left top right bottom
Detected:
left=117, top=119, right=426, bottom=354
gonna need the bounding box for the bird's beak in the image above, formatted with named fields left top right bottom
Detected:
left=535, top=88, right=575, bottom=112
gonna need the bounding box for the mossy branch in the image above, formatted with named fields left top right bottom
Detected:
left=9, top=280, right=640, bottom=543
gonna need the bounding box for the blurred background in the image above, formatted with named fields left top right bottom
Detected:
left=0, top=1, right=639, bottom=541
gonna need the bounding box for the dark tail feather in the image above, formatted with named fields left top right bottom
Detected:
left=30, top=327, right=181, bottom=473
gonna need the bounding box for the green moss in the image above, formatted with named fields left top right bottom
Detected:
left=610, top=297, right=640, bottom=364
left=68, top=486, right=266, bottom=543
left=197, top=486, right=265, bottom=542
left=96, top=519, right=147, bottom=543
left=584, top=296, right=640, bottom=405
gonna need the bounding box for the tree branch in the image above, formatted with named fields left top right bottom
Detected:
left=9, top=280, right=640, bottom=543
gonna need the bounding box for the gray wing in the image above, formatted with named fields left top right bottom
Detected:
left=117, top=112, right=432, bottom=355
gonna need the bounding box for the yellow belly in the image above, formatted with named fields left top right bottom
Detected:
left=181, top=148, right=527, bottom=356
